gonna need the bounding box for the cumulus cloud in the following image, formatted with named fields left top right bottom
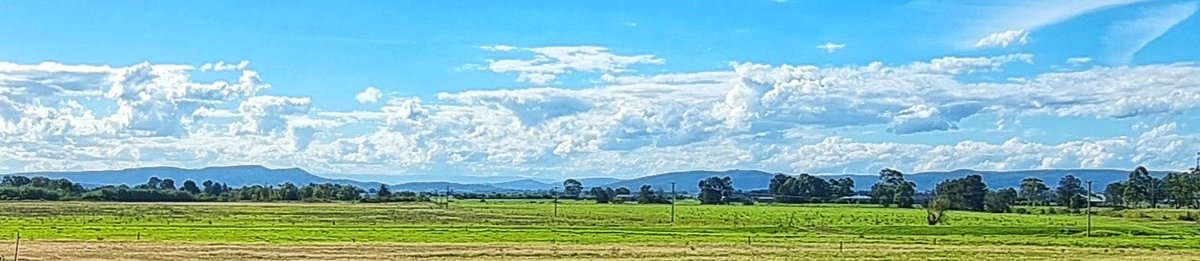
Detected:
left=480, top=45, right=665, bottom=85
left=888, top=102, right=986, bottom=134
left=0, top=61, right=267, bottom=139
left=6, top=56, right=1200, bottom=177
left=232, top=95, right=312, bottom=135
left=355, top=86, right=383, bottom=104
left=1104, top=1, right=1199, bottom=64
left=816, top=43, right=845, bottom=53
left=974, top=30, right=1029, bottom=48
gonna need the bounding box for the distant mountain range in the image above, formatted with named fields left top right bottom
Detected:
left=4, top=165, right=1157, bottom=193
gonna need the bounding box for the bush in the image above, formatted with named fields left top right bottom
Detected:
left=1178, top=212, right=1197, bottom=222
left=1015, top=208, right=1029, bottom=214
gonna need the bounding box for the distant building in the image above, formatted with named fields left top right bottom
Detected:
left=838, top=195, right=872, bottom=204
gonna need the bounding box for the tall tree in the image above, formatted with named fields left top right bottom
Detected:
left=145, top=177, right=162, bottom=190
left=935, top=175, right=988, bottom=211
left=769, top=174, right=791, bottom=195
left=1164, top=169, right=1200, bottom=208
left=201, top=180, right=217, bottom=195
left=562, top=179, right=583, bottom=199
left=1123, top=166, right=1152, bottom=207
left=1018, top=178, right=1049, bottom=206
left=159, top=178, right=177, bottom=191
left=832, top=178, right=855, bottom=198
left=180, top=180, right=202, bottom=194
left=698, top=176, right=734, bottom=204
left=1056, top=175, right=1084, bottom=208
left=1104, top=181, right=1126, bottom=207
left=376, top=184, right=391, bottom=198
left=984, top=188, right=1018, bottom=213
left=871, top=168, right=916, bottom=208
left=591, top=187, right=611, bottom=203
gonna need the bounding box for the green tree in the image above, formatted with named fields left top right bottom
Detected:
left=1018, top=177, right=1049, bottom=206
left=376, top=184, right=391, bottom=198
left=562, top=179, right=583, bottom=199
left=1056, top=175, right=1083, bottom=208
left=615, top=187, right=631, bottom=196
left=934, top=175, right=988, bottom=211
left=984, top=188, right=1018, bottom=213
left=926, top=195, right=951, bottom=225
left=769, top=174, right=790, bottom=195
left=832, top=178, right=855, bottom=198
left=1104, top=181, right=1125, bottom=206
left=1163, top=169, right=1200, bottom=208
left=1123, top=166, right=1152, bottom=207
left=871, top=168, right=916, bottom=208
left=145, top=177, right=162, bottom=190
left=159, top=178, right=177, bottom=190
left=591, top=187, right=611, bottom=203
left=698, top=176, right=734, bottom=204
left=638, top=185, right=669, bottom=204
left=180, top=180, right=201, bottom=194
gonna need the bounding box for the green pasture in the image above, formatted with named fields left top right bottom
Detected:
left=0, top=200, right=1197, bottom=250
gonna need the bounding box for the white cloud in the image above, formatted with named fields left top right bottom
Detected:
left=200, top=60, right=249, bottom=72
left=1067, top=57, right=1094, bottom=64
left=974, top=30, right=1029, bottom=48
left=6, top=57, right=1200, bottom=178
left=816, top=43, right=845, bottom=53
left=888, top=102, right=985, bottom=134
left=355, top=86, right=383, bottom=104
left=0, top=61, right=266, bottom=139
left=910, top=53, right=1034, bottom=74
left=480, top=45, right=518, bottom=52
left=920, top=0, right=1150, bottom=47
left=231, top=95, right=312, bottom=135
left=480, top=45, right=665, bottom=85
left=1104, top=1, right=1199, bottom=64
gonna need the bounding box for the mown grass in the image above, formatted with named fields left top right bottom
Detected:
left=0, top=200, right=1198, bottom=251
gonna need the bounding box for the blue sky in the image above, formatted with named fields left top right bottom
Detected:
left=2, top=0, right=1200, bottom=179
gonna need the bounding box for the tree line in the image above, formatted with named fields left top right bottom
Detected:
left=0, top=176, right=429, bottom=202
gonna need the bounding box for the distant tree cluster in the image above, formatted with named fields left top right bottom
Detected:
left=0, top=176, right=86, bottom=200
left=871, top=169, right=917, bottom=208
left=768, top=173, right=854, bottom=203
left=639, top=185, right=673, bottom=204
left=0, top=176, right=427, bottom=203
left=698, top=177, right=734, bottom=204
left=590, top=186, right=632, bottom=204
left=1103, top=166, right=1200, bottom=209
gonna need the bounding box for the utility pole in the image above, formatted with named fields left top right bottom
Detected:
left=550, top=187, right=559, bottom=219
left=1086, top=180, right=1093, bottom=237
left=670, top=181, right=676, bottom=223
left=445, top=185, right=451, bottom=210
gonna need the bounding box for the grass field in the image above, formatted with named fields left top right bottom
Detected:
left=1, top=200, right=1199, bottom=260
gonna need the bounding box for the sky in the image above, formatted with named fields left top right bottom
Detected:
left=2, top=0, right=1200, bottom=180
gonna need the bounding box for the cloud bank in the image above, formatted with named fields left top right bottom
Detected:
left=3, top=49, right=1200, bottom=178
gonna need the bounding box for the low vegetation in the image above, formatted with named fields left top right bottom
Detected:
left=1, top=201, right=1199, bottom=259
